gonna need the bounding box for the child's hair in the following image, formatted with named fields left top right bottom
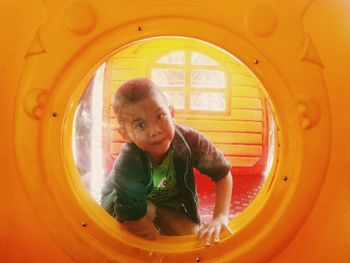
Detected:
left=112, top=78, right=165, bottom=122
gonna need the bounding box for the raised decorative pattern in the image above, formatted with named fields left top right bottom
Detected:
left=297, top=98, right=321, bottom=129
left=301, top=34, right=324, bottom=67
left=244, top=4, right=278, bottom=37
left=64, top=3, right=97, bottom=35
left=23, top=89, right=49, bottom=120
left=25, top=26, right=46, bottom=58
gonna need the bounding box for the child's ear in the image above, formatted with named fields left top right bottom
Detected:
left=169, top=105, right=175, bottom=119
left=117, top=126, right=132, bottom=143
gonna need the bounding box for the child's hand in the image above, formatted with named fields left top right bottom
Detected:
left=197, top=214, right=233, bottom=246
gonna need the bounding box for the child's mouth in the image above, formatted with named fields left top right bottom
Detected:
left=150, top=138, right=166, bottom=145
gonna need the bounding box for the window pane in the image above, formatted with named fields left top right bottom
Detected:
left=191, top=51, right=218, bottom=65
left=152, top=68, right=185, bottom=87
left=157, top=50, right=185, bottom=65
left=190, top=92, right=225, bottom=111
left=163, top=92, right=185, bottom=109
left=191, top=70, right=225, bottom=88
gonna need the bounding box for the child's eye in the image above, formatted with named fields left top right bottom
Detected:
left=135, top=122, right=145, bottom=130
left=157, top=112, right=167, bottom=120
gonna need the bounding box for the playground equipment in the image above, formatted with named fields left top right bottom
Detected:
left=1, top=0, right=349, bottom=262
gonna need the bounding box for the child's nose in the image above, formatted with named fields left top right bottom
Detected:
left=148, top=125, right=162, bottom=137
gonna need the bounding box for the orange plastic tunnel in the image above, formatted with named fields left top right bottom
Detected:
left=1, top=0, right=350, bottom=262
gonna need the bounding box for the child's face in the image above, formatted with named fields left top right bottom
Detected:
left=118, top=93, right=175, bottom=164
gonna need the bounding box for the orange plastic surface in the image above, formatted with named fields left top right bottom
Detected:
left=1, top=1, right=349, bottom=262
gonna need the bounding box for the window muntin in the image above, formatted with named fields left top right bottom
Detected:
left=151, top=50, right=228, bottom=113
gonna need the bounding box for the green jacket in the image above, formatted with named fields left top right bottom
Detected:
left=101, top=124, right=231, bottom=224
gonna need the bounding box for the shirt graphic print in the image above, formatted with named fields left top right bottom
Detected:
left=147, top=150, right=182, bottom=209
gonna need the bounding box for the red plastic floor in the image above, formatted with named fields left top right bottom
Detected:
left=195, top=170, right=265, bottom=223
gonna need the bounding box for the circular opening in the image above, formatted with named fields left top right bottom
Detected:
left=70, top=36, right=277, bottom=232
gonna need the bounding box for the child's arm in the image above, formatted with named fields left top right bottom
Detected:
left=198, top=172, right=233, bottom=245
left=124, top=216, right=159, bottom=240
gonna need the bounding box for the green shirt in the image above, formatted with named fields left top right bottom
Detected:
left=147, top=150, right=182, bottom=209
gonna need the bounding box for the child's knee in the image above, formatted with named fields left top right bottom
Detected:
left=175, top=221, right=199, bottom=236
left=155, top=205, right=199, bottom=236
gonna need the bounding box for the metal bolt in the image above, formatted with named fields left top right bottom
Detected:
left=253, top=59, right=259, bottom=64
left=81, top=222, right=88, bottom=227
left=52, top=112, right=58, bottom=117
left=138, top=26, right=142, bottom=31
left=195, top=256, right=201, bottom=262
left=282, top=176, right=288, bottom=181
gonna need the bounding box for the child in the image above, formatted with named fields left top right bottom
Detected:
left=101, top=78, right=233, bottom=245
